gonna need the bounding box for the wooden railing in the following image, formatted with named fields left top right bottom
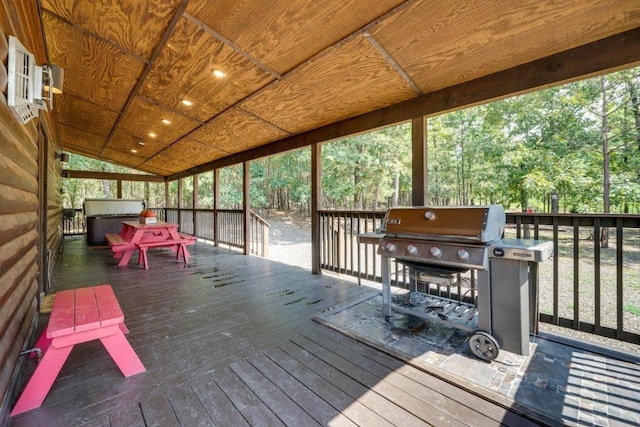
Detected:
left=164, top=208, right=270, bottom=258
left=318, top=209, right=640, bottom=346
left=61, top=208, right=84, bottom=235
left=62, top=207, right=269, bottom=258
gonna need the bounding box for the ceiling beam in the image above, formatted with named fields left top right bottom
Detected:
left=364, top=33, right=423, bottom=96
left=168, top=27, right=640, bottom=181
left=143, top=0, right=422, bottom=172
left=63, top=170, right=165, bottom=182
left=183, top=12, right=281, bottom=80
left=99, top=0, right=191, bottom=156
left=41, top=9, right=150, bottom=64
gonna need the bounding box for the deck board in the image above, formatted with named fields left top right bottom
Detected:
left=189, top=375, right=250, bottom=427
left=213, top=367, right=285, bottom=426
left=9, top=239, right=544, bottom=426
left=106, top=401, right=145, bottom=427
left=290, top=335, right=451, bottom=427
left=261, top=346, right=395, bottom=427
left=305, top=329, right=504, bottom=427
left=317, top=325, right=542, bottom=427
left=138, top=393, right=180, bottom=427
left=245, top=352, right=356, bottom=427
left=229, top=359, right=321, bottom=426
left=165, top=383, right=215, bottom=426
left=277, top=340, right=431, bottom=426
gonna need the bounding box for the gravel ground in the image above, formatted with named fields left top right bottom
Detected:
left=265, top=211, right=640, bottom=355
left=265, top=212, right=313, bottom=270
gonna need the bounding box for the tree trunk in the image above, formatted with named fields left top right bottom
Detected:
left=627, top=77, right=640, bottom=181
left=144, top=181, right=150, bottom=207
left=600, top=75, right=611, bottom=248
left=374, top=184, right=379, bottom=211
left=391, top=171, right=400, bottom=207
left=101, top=180, right=110, bottom=197
left=551, top=193, right=559, bottom=213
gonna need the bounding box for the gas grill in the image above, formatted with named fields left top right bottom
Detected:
left=373, top=205, right=553, bottom=361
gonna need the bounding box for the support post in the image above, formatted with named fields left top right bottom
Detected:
left=311, top=143, right=322, bottom=274
left=177, top=178, right=183, bottom=228
left=164, top=181, right=169, bottom=221
left=243, top=162, right=250, bottom=255
left=193, top=174, right=198, bottom=236
left=213, top=169, right=219, bottom=247
left=411, top=116, right=428, bottom=206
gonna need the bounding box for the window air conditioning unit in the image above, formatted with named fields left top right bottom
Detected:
left=6, top=36, right=55, bottom=124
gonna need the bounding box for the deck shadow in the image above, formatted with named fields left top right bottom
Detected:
left=314, top=292, right=640, bottom=426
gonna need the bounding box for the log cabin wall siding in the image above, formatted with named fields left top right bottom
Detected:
left=0, top=1, right=62, bottom=421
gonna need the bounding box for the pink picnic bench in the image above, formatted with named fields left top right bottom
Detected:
left=137, top=233, right=196, bottom=269
left=11, top=285, right=145, bottom=416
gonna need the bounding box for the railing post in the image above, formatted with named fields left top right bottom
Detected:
left=243, top=161, right=250, bottom=255
left=616, top=217, right=624, bottom=339
left=177, top=178, right=183, bottom=231
left=594, top=218, right=601, bottom=336
left=263, top=222, right=269, bottom=258
left=193, top=174, right=198, bottom=237
left=311, top=143, right=322, bottom=274
left=552, top=215, right=559, bottom=326
left=213, top=169, right=219, bottom=247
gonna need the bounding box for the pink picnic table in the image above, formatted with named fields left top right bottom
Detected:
left=112, top=221, right=193, bottom=267
left=10, top=285, right=145, bottom=416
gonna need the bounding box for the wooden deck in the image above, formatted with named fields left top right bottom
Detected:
left=9, top=239, right=543, bottom=426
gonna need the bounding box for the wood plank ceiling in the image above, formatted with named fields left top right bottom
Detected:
left=41, top=0, right=640, bottom=177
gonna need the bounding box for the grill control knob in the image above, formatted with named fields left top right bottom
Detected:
left=406, top=244, right=418, bottom=255
left=457, top=248, right=470, bottom=261
left=385, top=242, right=397, bottom=252
left=424, top=211, right=436, bottom=220
left=429, top=246, right=442, bottom=257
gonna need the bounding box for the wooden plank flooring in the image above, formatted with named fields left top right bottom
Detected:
left=9, top=239, right=544, bottom=426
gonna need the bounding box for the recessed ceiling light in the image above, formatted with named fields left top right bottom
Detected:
left=148, top=132, right=157, bottom=138
left=138, top=141, right=146, bottom=146
left=212, top=69, right=226, bottom=78
left=182, top=99, right=193, bottom=106
left=131, top=149, right=138, bottom=153
left=162, top=119, right=171, bottom=125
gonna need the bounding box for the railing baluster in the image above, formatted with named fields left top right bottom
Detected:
left=616, top=218, right=624, bottom=340
left=573, top=217, right=580, bottom=330
left=594, top=219, right=601, bottom=335
left=349, top=215, right=354, bottom=276
left=551, top=216, right=558, bottom=326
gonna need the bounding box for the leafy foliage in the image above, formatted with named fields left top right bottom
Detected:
left=63, top=67, right=640, bottom=214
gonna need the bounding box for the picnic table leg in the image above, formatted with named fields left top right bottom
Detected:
left=175, top=244, right=185, bottom=262
left=118, top=250, right=135, bottom=267
left=29, top=330, right=52, bottom=357
left=180, top=245, right=191, bottom=264
left=10, top=345, right=74, bottom=416
left=140, top=248, right=148, bottom=270
left=99, top=329, right=146, bottom=377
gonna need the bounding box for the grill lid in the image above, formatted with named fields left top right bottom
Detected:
left=379, top=205, right=506, bottom=243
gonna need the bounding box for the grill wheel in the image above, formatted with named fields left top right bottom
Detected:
left=469, top=330, right=500, bottom=361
